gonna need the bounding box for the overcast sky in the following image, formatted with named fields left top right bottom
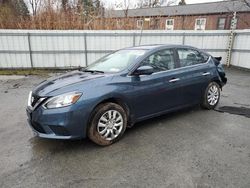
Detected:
left=102, top=0, right=224, bottom=9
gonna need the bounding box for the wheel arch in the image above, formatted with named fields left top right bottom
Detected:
left=211, top=78, right=223, bottom=89
left=97, top=97, right=130, bottom=116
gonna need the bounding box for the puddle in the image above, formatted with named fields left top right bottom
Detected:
left=216, top=106, right=250, bottom=118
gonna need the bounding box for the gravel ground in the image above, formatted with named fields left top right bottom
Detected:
left=0, top=68, right=249, bottom=188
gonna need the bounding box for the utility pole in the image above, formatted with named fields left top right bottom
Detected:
left=226, top=11, right=237, bottom=67
left=138, top=20, right=145, bottom=46
left=138, top=18, right=150, bottom=45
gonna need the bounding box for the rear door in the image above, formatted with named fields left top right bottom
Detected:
left=174, top=47, right=212, bottom=105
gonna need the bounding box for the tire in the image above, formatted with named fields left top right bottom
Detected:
left=88, top=103, right=127, bottom=146
left=201, top=82, right=221, bottom=110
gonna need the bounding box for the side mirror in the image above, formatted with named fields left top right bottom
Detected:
left=134, top=65, right=154, bottom=75
left=215, top=56, right=222, bottom=61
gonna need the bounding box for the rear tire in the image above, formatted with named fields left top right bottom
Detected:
left=201, top=82, right=220, bottom=110
left=88, top=103, right=127, bottom=146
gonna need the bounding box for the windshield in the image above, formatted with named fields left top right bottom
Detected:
left=85, top=49, right=147, bottom=73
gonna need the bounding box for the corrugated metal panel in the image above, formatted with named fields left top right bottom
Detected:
left=88, top=52, right=107, bottom=65
left=0, top=30, right=249, bottom=69
left=234, top=32, right=250, bottom=50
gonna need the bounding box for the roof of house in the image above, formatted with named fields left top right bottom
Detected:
left=105, top=0, right=250, bottom=18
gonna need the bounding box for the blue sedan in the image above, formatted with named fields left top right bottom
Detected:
left=26, top=44, right=227, bottom=146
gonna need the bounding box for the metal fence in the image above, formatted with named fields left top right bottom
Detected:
left=0, top=30, right=250, bottom=69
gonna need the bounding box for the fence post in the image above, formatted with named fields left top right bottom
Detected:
left=84, top=33, right=88, bottom=66
left=182, top=32, right=185, bottom=45
left=133, top=33, right=136, bottom=46
left=27, top=33, right=33, bottom=68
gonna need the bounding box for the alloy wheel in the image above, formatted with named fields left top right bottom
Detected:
left=97, top=110, right=124, bottom=141
left=207, top=85, right=219, bottom=106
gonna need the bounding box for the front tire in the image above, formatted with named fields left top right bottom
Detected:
left=201, top=82, right=220, bottom=109
left=88, top=103, right=127, bottom=146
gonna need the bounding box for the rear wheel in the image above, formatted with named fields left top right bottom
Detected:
left=201, top=82, right=220, bottom=109
left=88, top=103, right=127, bottom=146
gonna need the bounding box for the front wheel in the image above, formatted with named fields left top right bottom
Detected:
left=88, top=103, right=127, bottom=146
left=201, top=82, right=221, bottom=109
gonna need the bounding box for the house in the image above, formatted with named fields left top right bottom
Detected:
left=104, top=0, right=250, bottom=30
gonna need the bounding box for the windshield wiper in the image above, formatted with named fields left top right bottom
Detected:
left=81, top=69, right=104, bottom=74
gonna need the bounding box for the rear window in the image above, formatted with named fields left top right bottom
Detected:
left=177, top=48, right=209, bottom=67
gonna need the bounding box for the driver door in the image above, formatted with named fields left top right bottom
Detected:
left=129, top=48, right=182, bottom=120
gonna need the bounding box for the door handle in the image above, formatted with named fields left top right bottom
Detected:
left=169, top=78, right=180, bottom=83
left=202, top=72, right=211, bottom=76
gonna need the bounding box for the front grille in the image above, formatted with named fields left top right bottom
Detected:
left=28, top=92, right=46, bottom=110
left=49, top=126, right=70, bottom=136
left=31, top=94, right=40, bottom=107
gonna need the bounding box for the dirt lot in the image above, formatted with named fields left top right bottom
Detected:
left=0, top=68, right=249, bottom=188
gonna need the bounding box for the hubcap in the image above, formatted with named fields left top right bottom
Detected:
left=97, top=110, right=123, bottom=141
left=207, top=85, right=219, bottom=106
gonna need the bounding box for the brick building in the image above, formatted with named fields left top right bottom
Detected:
left=104, top=0, right=250, bottom=30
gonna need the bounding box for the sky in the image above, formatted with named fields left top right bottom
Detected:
left=101, top=0, right=224, bottom=9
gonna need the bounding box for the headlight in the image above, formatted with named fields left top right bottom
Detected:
left=28, top=91, right=32, bottom=107
left=43, top=92, right=82, bottom=109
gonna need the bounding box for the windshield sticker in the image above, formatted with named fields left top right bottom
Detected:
left=110, top=68, right=120, bottom=72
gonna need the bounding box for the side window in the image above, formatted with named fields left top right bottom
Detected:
left=177, top=48, right=208, bottom=68
left=141, top=49, right=175, bottom=73
left=200, top=51, right=209, bottom=63
left=165, top=19, right=174, bottom=30
left=195, top=18, right=206, bottom=30
left=217, top=18, right=226, bottom=30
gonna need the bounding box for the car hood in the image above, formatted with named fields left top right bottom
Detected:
left=33, top=71, right=107, bottom=96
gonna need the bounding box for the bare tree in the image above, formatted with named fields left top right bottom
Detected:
left=178, top=0, right=186, bottom=5
left=113, top=0, right=131, bottom=17
left=28, top=0, right=41, bottom=15
left=243, top=0, right=250, bottom=8
left=123, top=0, right=130, bottom=17
left=61, top=0, right=68, bottom=11
left=136, top=0, right=178, bottom=8
left=222, top=0, right=250, bottom=28
left=159, top=0, right=178, bottom=6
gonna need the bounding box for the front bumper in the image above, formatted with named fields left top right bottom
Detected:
left=26, top=101, right=91, bottom=140
left=27, top=119, right=74, bottom=139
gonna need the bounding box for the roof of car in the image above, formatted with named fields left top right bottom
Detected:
left=125, top=44, right=195, bottom=50
left=125, top=44, right=164, bottom=50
